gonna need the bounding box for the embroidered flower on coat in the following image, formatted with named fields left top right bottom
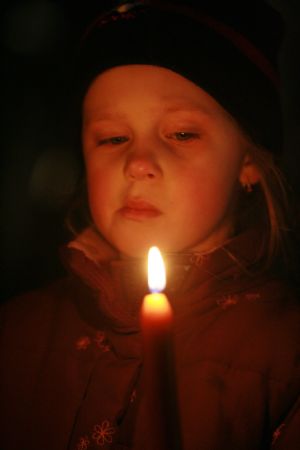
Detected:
left=76, top=336, right=91, bottom=350
left=92, top=420, right=116, bottom=446
left=94, top=331, right=111, bottom=352
left=76, top=436, right=90, bottom=450
left=217, top=294, right=239, bottom=309
left=190, top=253, right=210, bottom=266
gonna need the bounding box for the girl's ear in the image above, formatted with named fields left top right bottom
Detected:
left=239, top=153, right=260, bottom=187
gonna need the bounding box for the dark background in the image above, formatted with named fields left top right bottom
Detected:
left=1, top=0, right=300, bottom=301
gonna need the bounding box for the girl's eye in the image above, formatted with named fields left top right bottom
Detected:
left=97, top=136, right=129, bottom=146
left=167, top=131, right=200, bottom=141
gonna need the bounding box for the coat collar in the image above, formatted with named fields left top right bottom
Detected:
left=61, top=227, right=265, bottom=332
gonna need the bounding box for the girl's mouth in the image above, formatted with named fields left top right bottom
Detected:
left=118, top=199, right=162, bottom=220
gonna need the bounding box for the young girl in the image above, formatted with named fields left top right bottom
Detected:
left=1, top=2, right=300, bottom=449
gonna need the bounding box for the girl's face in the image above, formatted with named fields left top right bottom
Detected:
left=82, top=65, right=253, bottom=258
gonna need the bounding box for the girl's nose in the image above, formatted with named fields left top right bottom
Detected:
left=124, top=153, right=161, bottom=180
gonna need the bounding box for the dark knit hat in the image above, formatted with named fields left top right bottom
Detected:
left=77, top=1, right=282, bottom=153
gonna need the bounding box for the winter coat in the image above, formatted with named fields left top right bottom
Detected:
left=1, top=227, right=300, bottom=450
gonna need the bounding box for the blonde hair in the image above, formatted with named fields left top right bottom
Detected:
left=236, top=141, right=295, bottom=272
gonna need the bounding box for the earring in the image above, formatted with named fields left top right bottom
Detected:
left=242, top=181, right=253, bottom=193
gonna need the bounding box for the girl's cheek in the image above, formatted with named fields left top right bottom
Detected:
left=86, top=166, right=103, bottom=188
left=88, top=167, right=105, bottom=184
left=84, top=149, right=107, bottom=171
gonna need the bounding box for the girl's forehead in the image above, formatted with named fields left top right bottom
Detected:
left=87, top=64, right=204, bottom=90
left=83, top=65, right=224, bottom=117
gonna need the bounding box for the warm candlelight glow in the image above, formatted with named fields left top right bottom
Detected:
left=148, top=246, right=166, bottom=293
left=142, top=291, right=171, bottom=316
left=144, top=247, right=170, bottom=317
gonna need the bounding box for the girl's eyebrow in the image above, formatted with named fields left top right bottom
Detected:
left=84, top=101, right=212, bottom=125
left=161, top=99, right=213, bottom=116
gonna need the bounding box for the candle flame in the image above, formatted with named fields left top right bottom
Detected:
left=148, top=246, right=166, bottom=293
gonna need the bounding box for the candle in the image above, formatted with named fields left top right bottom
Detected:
left=140, top=246, right=182, bottom=450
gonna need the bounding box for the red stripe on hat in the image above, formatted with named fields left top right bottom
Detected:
left=154, top=1, right=280, bottom=90
left=196, top=12, right=280, bottom=90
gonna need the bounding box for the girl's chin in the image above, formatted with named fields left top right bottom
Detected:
left=118, top=244, right=157, bottom=260
left=108, top=230, right=196, bottom=258
left=107, top=231, right=167, bottom=259
left=113, top=239, right=168, bottom=260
